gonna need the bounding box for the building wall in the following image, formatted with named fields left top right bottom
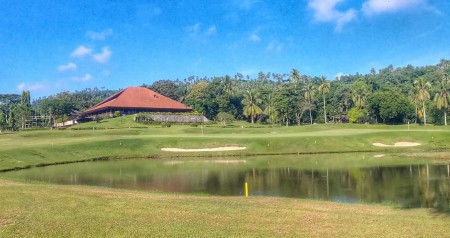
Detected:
left=135, top=114, right=208, bottom=123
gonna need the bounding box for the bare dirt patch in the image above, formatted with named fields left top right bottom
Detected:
left=372, top=142, right=421, bottom=147
left=161, top=146, right=246, bottom=152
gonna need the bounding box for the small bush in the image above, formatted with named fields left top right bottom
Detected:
left=94, top=115, right=101, bottom=123
left=161, top=122, right=171, bottom=127
left=216, top=112, right=234, bottom=126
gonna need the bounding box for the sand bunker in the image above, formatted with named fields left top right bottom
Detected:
left=372, top=142, right=421, bottom=147
left=161, top=146, right=247, bottom=152
left=373, top=154, right=385, bottom=158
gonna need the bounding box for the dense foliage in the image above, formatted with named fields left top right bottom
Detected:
left=1, top=59, right=450, bottom=129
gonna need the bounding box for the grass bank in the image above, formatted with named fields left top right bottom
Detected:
left=0, top=121, right=449, bottom=171
left=1, top=179, right=449, bottom=237
left=1, top=122, right=450, bottom=236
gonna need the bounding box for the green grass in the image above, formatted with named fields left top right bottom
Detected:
left=1, top=121, right=450, bottom=236
left=0, top=120, right=449, bottom=171
left=1, top=179, right=450, bottom=237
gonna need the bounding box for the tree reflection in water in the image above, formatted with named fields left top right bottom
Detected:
left=4, top=160, right=450, bottom=213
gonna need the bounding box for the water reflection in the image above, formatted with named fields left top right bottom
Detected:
left=3, top=159, right=450, bottom=212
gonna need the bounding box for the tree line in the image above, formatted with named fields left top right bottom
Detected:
left=0, top=88, right=116, bottom=130
left=144, top=59, right=449, bottom=126
left=1, top=59, right=449, bottom=130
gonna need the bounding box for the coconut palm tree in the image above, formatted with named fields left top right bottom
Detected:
left=263, top=93, right=277, bottom=124
left=352, top=87, right=367, bottom=109
left=435, top=79, right=450, bottom=126
left=318, top=76, right=330, bottom=123
left=414, top=77, right=431, bottom=125
left=303, top=83, right=315, bottom=124
left=222, top=75, right=233, bottom=95
left=409, top=88, right=421, bottom=124
left=242, top=90, right=262, bottom=124
left=290, top=69, right=301, bottom=88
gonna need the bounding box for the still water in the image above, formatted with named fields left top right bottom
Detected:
left=3, top=154, right=450, bottom=211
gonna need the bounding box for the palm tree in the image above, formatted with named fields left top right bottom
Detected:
left=318, top=76, right=330, bottom=123
left=222, top=75, right=233, bottom=95
left=290, top=69, right=301, bottom=88
left=352, top=87, right=367, bottom=109
left=414, top=77, right=431, bottom=125
left=242, top=90, right=262, bottom=124
left=435, top=79, right=450, bottom=126
left=409, top=88, right=421, bottom=124
left=263, top=93, right=277, bottom=124
left=303, top=83, right=315, bottom=124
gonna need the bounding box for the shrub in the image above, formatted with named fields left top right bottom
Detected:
left=348, top=107, right=366, bottom=123
left=94, top=115, right=101, bottom=123
left=216, top=112, right=234, bottom=126
left=113, top=111, right=121, bottom=118
left=161, top=122, right=171, bottom=127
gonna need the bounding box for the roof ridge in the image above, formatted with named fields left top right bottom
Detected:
left=89, top=88, right=126, bottom=109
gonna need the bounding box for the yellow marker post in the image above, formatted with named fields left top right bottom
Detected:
left=245, top=182, right=248, bottom=197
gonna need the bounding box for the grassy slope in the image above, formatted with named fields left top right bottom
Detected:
left=0, top=119, right=449, bottom=171
left=1, top=179, right=449, bottom=237
left=1, top=121, right=450, bottom=236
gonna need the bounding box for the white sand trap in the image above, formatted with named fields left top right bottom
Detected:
left=373, top=154, right=385, bottom=158
left=161, top=146, right=247, bottom=152
left=372, top=142, right=421, bottom=147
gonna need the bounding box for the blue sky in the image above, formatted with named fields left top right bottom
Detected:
left=1, top=0, right=449, bottom=99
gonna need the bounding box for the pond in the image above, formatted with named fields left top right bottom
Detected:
left=2, top=153, right=450, bottom=211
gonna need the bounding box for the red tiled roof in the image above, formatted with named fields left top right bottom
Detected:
left=83, top=86, right=191, bottom=114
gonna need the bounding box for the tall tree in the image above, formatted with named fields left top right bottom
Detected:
left=409, top=88, right=421, bottom=124
left=273, top=87, right=299, bottom=126
left=303, top=83, right=315, bottom=124
left=263, top=93, right=277, bottom=124
left=434, top=79, right=450, bottom=126
left=148, top=80, right=179, bottom=100
left=222, top=75, right=233, bottom=95
left=367, top=90, right=414, bottom=124
left=352, top=87, right=367, bottom=109
left=289, top=69, right=301, bottom=88
left=318, top=76, right=330, bottom=123
left=242, top=90, right=262, bottom=124
left=0, top=110, right=5, bottom=132
left=414, top=77, right=431, bottom=125
left=19, top=90, right=31, bottom=129
left=8, top=106, right=17, bottom=130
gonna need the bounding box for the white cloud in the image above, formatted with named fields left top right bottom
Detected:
left=72, top=74, right=92, bottom=82
left=57, top=62, right=77, bottom=72
left=86, top=29, right=113, bottom=41
left=249, top=33, right=261, bottom=42
left=93, top=47, right=112, bottom=63
left=17, top=82, right=46, bottom=91
left=187, top=23, right=201, bottom=34
left=70, top=45, right=92, bottom=58
left=308, top=0, right=357, bottom=31
left=265, top=40, right=283, bottom=52
left=206, top=25, right=217, bottom=36
left=362, top=0, right=425, bottom=15
left=187, top=23, right=217, bottom=38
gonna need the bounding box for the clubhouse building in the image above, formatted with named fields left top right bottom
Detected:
left=82, top=86, right=192, bottom=117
